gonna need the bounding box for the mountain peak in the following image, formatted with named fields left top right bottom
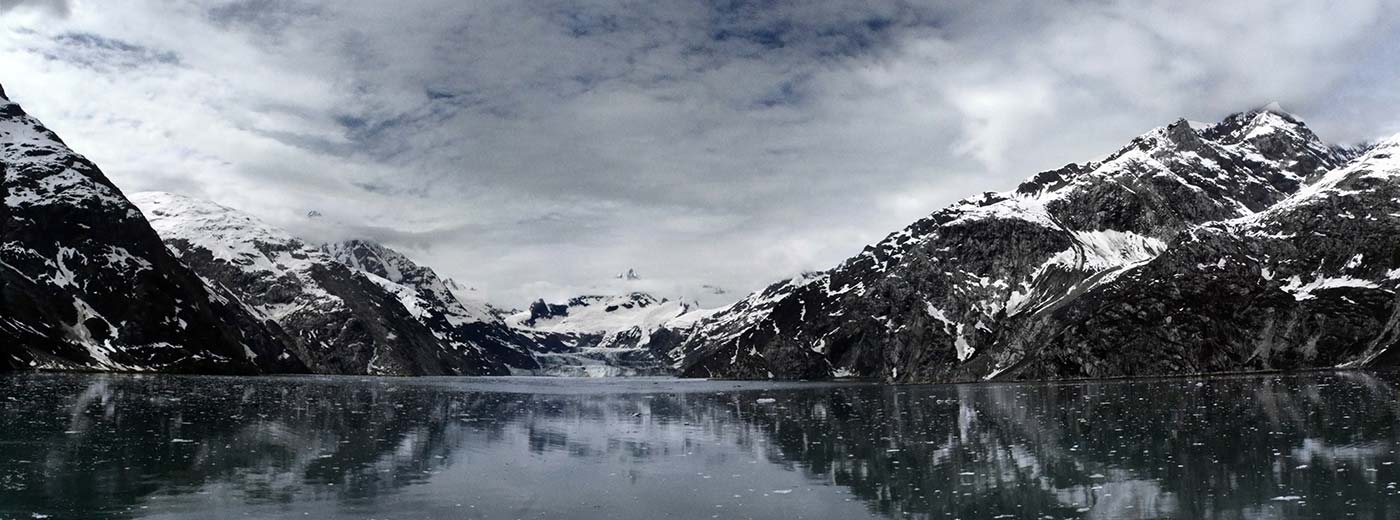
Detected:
left=1161, top=118, right=1204, bottom=148
left=1207, top=103, right=1308, bottom=137
left=0, top=83, right=7, bottom=100
left=617, top=268, right=641, bottom=281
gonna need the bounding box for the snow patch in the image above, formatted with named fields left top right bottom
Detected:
left=1281, top=275, right=1380, bottom=301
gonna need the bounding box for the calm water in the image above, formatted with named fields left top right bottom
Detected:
left=2, top=372, right=1400, bottom=519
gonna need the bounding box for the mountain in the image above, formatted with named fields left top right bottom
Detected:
left=676, top=106, right=1397, bottom=382
left=507, top=292, right=716, bottom=376
left=994, top=135, right=1400, bottom=379
left=321, top=239, right=540, bottom=370
left=130, top=192, right=510, bottom=376
left=0, top=84, right=305, bottom=374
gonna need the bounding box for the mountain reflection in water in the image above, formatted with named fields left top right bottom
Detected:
left=2, top=372, right=1399, bottom=519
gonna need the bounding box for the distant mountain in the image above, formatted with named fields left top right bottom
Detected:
left=507, top=292, right=717, bottom=376
left=510, top=293, right=692, bottom=345
left=616, top=268, right=641, bottom=281
left=131, top=192, right=512, bottom=376
left=677, top=106, right=1400, bottom=382
left=0, top=83, right=304, bottom=374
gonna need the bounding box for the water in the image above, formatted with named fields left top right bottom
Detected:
left=2, top=371, right=1400, bottom=519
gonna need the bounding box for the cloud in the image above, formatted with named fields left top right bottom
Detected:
left=0, top=0, right=68, bottom=17
left=3, top=0, right=1400, bottom=306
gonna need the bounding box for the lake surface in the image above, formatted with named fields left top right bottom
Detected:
left=2, top=371, right=1400, bottom=519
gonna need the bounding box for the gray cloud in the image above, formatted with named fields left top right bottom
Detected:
left=0, top=0, right=68, bottom=17
left=3, top=0, right=1400, bottom=306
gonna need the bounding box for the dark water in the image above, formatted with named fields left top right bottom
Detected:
left=2, top=372, right=1400, bottom=519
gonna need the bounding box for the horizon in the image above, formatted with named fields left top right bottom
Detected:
left=4, top=0, right=1400, bottom=308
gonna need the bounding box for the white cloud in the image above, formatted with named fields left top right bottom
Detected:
left=3, top=0, right=1399, bottom=306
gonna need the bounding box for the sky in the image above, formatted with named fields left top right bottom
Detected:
left=3, top=0, right=1400, bottom=308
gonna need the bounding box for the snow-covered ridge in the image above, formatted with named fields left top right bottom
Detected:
left=1242, top=132, right=1400, bottom=224
left=1, top=90, right=137, bottom=218
left=131, top=192, right=346, bottom=321
left=323, top=240, right=500, bottom=326
left=508, top=292, right=700, bottom=337
left=940, top=106, right=1328, bottom=231
left=130, top=191, right=521, bottom=375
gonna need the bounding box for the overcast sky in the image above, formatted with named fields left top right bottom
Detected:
left=3, top=0, right=1400, bottom=307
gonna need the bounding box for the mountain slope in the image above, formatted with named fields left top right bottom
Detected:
left=677, top=106, right=1360, bottom=381
left=322, top=239, right=540, bottom=370
left=994, top=134, right=1400, bottom=380
left=0, top=84, right=305, bottom=374
left=131, top=192, right=506, bottom=376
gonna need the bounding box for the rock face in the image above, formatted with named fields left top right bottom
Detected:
left=321, top=239, right=540, bottom=371
left=0, top=84, right=305, bottom=374
left=131, top=192, right=507, bottom=376
left=677, top=107, right=1399, bottom=382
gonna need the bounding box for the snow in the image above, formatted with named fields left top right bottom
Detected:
left=508, top=293, right=704, bottom=348
left=0, top=97, right=129, bottom=213
left=1001, top=229, right=1167, bottom=317
left=983, top=365, right=1008, bottom=380
left=943, top=195, right=1060, bottom=230
left=130, top=192, right=346, bottom=321
left=64, top=297, right=127, bottom=369
left=48, top=247, right=81, bottom=289
left=925, top=303, right=955, bottom=329
left=1280, top=275, right=1381, bottom=301
left=1066, top=230, right=1167, bottom=270
left=1239, top=133, right=1400, bottom=223
left=102, top=245, right=152, bottom=274
left=323, top=240, right=499, bottom=326
left=953, top=324, right=973, bottom=362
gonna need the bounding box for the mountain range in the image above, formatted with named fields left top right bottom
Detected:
left=3, top=80, right=1398, bottom=382
left=674, top=106, right=1400, bottom=382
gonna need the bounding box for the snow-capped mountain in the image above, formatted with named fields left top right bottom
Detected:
left=324, top=240, right=498, bottom=325
left=994, top=134, right=1400, bottom=380
left=131, top=192, right=511, bottom=376
left=506, top=292, right=719, bottom=376
left=510, top=293, right=693, bottom=346
left=321, top=239, right=539, bottom=370
left=676, top=105, right=1395, bottom=382
left=0, top=83, right=304, bottom=374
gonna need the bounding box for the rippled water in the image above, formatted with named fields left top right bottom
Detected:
left=2, top=371, right=1400, bottom=519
